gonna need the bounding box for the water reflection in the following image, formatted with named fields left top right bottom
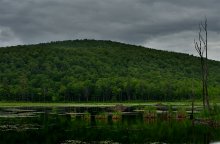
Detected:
left=0, top=106, right=219, bottom=143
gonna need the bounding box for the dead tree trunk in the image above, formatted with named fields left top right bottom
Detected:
left=203, top=18, right=210, bottom=110
left=200, top=57, right=205, bottom=108
left=194, top=18, right=210, bottom=111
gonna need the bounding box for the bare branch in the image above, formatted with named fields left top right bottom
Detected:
left=201, top=22, right=206, bottom=30
left=200, top=33, right=206, bottom=46
left=194, top=40, right=202, bottom=57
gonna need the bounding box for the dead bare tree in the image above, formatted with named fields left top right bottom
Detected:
left=194, top=18, right=210, bottom=111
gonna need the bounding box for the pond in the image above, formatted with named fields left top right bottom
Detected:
left=0, top=105, right=220, bottom=144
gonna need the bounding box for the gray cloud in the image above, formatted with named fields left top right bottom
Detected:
left=0, top=26, right=22, bottom=46
left=0, top=0, right=220, bottom=60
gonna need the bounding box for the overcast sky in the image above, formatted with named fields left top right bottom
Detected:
left=0, top=0, right=220, bottom=60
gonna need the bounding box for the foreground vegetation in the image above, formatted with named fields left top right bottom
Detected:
left=1, top=116, right=217, bottom=143
left=1, top=40, right=220, bottom=102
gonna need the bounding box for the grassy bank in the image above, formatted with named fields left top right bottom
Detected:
left=0, top=101, right=206, bottom=107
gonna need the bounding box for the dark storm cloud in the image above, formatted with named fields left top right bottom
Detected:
left=0, top=0, right=220, bottom=60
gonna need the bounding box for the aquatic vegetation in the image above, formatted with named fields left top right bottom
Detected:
left=83, top=111, right=91, bottom=120
left=167, top=105, right=174, bottom=118
left=112, top=111, right=122, bottom=120
left=197, top=104, right=220, bottom=119
left=211, top=103, right=220, bottom=117
left=95, top=112, right=108, bottom=120
left=176, top=107, right=187, bottom=119
left=143, top=106, right=157, bottom=119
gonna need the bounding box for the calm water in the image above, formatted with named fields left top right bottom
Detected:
left=0, top=106, right=220, bottom=144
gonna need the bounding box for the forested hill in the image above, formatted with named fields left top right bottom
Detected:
left=0, top=40, right=220, bottom=102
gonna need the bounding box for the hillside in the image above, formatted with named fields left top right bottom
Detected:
left=0, top=40, right=220, bottom=102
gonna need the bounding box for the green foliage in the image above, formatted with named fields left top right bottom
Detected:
left=177, top=107, right=187, bottom=118
left=198, top=109, right=212, bottom=118
left=212, top=103, right=220, bottom=114
left=199, top=103, right=220, bottom=120
left=0, top=40, right=220, bottom=102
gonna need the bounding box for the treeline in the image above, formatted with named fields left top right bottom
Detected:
left=0, top=40, right=220, bottom=102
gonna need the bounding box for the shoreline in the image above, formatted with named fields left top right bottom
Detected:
left=0, top=101, right=206, bottom=107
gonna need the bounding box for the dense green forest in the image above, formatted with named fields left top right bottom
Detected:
left=0, top=40, right=220, bottom=102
